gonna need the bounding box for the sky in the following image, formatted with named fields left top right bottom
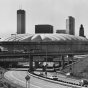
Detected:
left=0, top=0, right=88, bottom=38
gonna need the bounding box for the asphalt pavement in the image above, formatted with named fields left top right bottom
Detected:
left=4, top=71, right=72, bottom=88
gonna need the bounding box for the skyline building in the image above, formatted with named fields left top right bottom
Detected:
left=17, top=9, right=25, bottom=34
left=66, top=16, right=75, bottom=35
left=56, top=29, right=66, bottom=34
left=79, top=24, right=85, bottom=37
left=35, top=24, right=53, bottom=33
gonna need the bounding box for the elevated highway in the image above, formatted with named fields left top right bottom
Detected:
left=0, top=51, right=88, bottom=57
left=0, top=51, right=87, bottom=70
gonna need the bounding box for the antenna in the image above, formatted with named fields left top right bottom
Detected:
left=19, top=4, right=22, bottom=10
left=21, top=5, right=22, bottom=9
left=19, top=4, right=20, bottom=9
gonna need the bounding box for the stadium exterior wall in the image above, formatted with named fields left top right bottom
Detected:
left=0, top=42, right=88, bottom=53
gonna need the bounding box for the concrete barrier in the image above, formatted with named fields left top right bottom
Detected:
left=28, top=72, right=87, bottom=88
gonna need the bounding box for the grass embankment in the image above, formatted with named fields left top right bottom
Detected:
left=0, top=67, right=25, bottom=88
left=63, top=56, right=88, bottom=79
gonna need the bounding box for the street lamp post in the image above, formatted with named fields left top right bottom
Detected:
left=45, top=45, right=47, bottom=77
left=0, top=71, right=2, bottom=79
left=11, top=33, right=17, bottom=54
left=25, top=75, right=30, bottom=88
left=14, top=33, right=16, bottom=53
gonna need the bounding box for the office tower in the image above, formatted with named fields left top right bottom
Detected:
left=35, top=24, right=53, bottom=33
left=66, top=16, right=75, bottom=35
left=79, top=24, right=84, bottom=37
left=17, top=9, right=25, bottom=34
left=56, top=30, right=66, bottom=34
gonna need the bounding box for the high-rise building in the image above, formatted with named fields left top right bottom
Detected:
left=79, top=24, right=85, bottom=37
left=66, top=16, right=75, bottom=35
left=17, top=9, right=25, bottom=34
left=35, top=24, right=53, bottom=33
left=56, top=30, right=66, bottom=34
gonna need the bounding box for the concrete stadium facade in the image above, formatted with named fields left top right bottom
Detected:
left=0, top=34, right=88, bottom=53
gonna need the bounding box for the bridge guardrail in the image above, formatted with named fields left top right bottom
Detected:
left=28, top=72, right=87, bottom=88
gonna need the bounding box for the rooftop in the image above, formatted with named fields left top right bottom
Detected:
left=0, top=34, right=88, bottom=43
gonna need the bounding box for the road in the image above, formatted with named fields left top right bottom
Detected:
left=34, top=71, right=80, bottom=84
left=4, top=55, right=87, bottom=88
left=4, top=71, right=72, bottom=88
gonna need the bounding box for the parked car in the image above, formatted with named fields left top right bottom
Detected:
left=50, top=75, right=58, bottom=80
left=66, top=72, right=73, bottom=76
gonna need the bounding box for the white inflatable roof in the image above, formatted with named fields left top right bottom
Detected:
left=0, top=34, right=88, bottom=43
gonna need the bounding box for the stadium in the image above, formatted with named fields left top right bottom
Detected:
left=0, top=33, right=88, bottom=71
left=0, top=33, right=88, bottom=53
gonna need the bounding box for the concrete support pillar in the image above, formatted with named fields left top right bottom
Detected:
left=71, top=55, right=74, bottom=73
left=58, top=61, right=61, bottom=67
left=67, top=55, right=70, bottom=65
left=35, top=62, right=39, bottom=68
left=61, top=55, right=65, bottom=69
left=29, top=55, right=33, bottom=73
left=68, top=55, right=72, bottom=64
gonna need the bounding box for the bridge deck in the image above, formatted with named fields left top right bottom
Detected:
left=0, top=51, right=87, bottom=62
left=0, top=51, right=88, bottom=57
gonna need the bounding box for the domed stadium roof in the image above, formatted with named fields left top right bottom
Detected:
left=0, top=34, right=88, bottom=43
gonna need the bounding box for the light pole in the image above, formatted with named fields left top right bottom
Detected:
left=11, top=33, right=17, bottom=54
left=0, top=71, right=2, bottom=79
left=45, top=45, right=47, bottom=77
left=25, top=75, right=30, bottom=88
left=72, top=55, right=74, bottom=74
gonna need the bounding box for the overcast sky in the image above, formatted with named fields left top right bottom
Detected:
left=0, top=0, right=88, bottom=38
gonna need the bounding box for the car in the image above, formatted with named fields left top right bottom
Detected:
left=66, top=72, right=73, bottom=76
left=39, top=72, right=44, bottom=76
left=79, top=79, right=88, bottom=86
left=50, top=75, right=58, bottom=80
